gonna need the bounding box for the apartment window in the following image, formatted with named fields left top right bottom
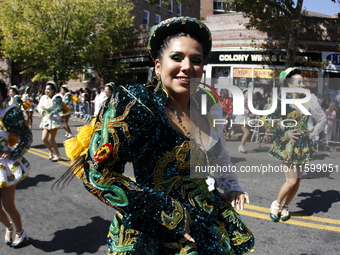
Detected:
left=156, top=0, right=161, bottom=7
left=168, top=0, right=173, bottom=12
left=177, top=2, right=182, bottom=16
left=214, top=0, right=226, bottom=12
left=155, top=14, right=161, bottom=25
left=143, top=10, right=149, bottom=24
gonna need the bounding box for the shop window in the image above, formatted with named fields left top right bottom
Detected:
left=326, top=72, right=340, bottom=90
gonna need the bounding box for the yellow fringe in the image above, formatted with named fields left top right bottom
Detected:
left=22, top=101, right=31, bottom=110
left=63, top=118, right=96, bottom=179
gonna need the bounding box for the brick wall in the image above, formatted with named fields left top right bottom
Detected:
left=203, top=13, right=340, bottom=52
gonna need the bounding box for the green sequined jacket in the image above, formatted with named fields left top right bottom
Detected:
left=1, top=105, right=32, bottom=160
left=82, top=84, right=254, bottom=254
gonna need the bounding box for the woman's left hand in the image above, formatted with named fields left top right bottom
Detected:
left=221, top=191, right=250, bottom=210
left=1, top=151, right=10, bottom=159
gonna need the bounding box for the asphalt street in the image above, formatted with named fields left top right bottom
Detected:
left=0, top=115, right=339, bottom=255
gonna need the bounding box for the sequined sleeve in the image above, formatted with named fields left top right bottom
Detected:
left=36, top=95, right=46, bottom=114
left=50, top=95, right=63, bottom=116
left=83, top=85, right=187, bottom=237
left=64, top=93, right=72, bottom=105
left=13, top=95, right=23, bottom=107
left=3, top=106, right=32, bottom=160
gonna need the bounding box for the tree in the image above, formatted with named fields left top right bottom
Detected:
left=231, top=0, right=339, bottom=68
left=0, top=0, right=134, bottom=86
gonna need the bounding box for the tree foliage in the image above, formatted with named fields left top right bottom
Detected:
left=231, top=0, right=339, bottom=68
left=0, top=0, right=134, bottom=85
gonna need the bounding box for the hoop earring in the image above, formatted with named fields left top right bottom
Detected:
left=155, top=73, right=162, bottom=89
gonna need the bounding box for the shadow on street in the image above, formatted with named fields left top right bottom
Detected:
left=17, top=174, right=55, bottom=190
left=29, top=216, right=110, bottom=254
left=293, top=189, right=340, bottom=216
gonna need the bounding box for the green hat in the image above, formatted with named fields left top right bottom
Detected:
left=105, top=82, right=116, bottom=90
left=279, top=67, right=301, bottom=83
left=148, top=16, right=212, bottom=61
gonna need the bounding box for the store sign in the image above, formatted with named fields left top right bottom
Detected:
left=208, top=51, right=321, bottom=65
left=254, top=68, right=275, bottom=79
left=233, top=68, right=252, bottom=78
left=218, top=53, right=284, bottom=62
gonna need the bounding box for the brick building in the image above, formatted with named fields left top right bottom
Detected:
left=199, top=1, right=340, bottom=97
left=114, top=0, right=200, bottom=85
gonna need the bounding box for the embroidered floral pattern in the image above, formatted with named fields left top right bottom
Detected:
left=94, top=142, right=113, bottom=162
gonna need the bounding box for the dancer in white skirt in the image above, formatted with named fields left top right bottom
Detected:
left=0, top=79, right=32, bottom=248
left=36, top=81, right=65, bottom=162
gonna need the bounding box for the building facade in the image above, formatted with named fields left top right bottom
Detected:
left=114, top=0, right=200, bottom=86
left=200, top=10, right=340, bottom=99
left=2, top=0, right=339, bottom=98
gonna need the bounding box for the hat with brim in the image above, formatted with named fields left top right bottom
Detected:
left=105, top=82, right=116, bottom=90
left=148, top=16, right=212, bottom=61
left=279, top=67, right=301, bottom=83
left=10, top=85, right=19, bottom=92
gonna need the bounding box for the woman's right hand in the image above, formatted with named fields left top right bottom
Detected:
left=182, top=210, right=195, bottom=243
left=286, top=129, right=301, bottom=142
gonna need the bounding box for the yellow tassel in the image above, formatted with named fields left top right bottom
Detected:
left=63, top=119, right=96, bottom=178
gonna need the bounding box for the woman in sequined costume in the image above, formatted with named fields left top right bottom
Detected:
left=264, top=68, right=316, bottom=222
left=59, top=17, right=254, bottom=254
left=0, top=79, right=32, bottom=248
left=36, top=81, right=65, bottom=162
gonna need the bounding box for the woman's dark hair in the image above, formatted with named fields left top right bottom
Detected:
left=46, top=82, right=57, bottom=92
left=10, top=87, right=19, bottom=94
left=284, top=69, right=302, bottom=87
left=0, top=79, right=8, bottom=98
left=156, top=32, right=202, bottom=62
left=105, top=82, right=116, bottom=92
left=61, top=85, right=69, bottom=92
left=254, top=91, right=263, bottom=101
